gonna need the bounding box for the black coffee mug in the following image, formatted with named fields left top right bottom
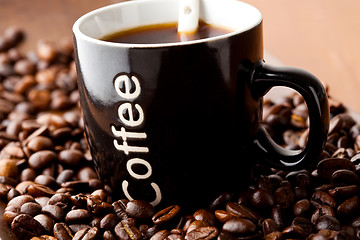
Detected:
left=73, top=0, right=329, bottom=208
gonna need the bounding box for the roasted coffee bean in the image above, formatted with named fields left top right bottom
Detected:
left=250, top=188, right=275, bottom=209
left=0, top=159, right=19, bottom=179
left=226, top=202, right=258, bottom=222
left=126, top=199, right=155, bottom=220
left=76, top=166, right=98, bottom=181
left=72, top=226, right=99, bottom=240
left=114, top=220, right=142, bottom=240
left=337, top=196, right=360, bottom=218
left=186, top=220, right=209, bottom=234
left=262, top=218, right=278, bottom=235
left=317, top=158, right=355, bottom=180
left=150, top=229, right=170, bottom=240
left=282, top=225, right=306, bottom=239
left=27, top=136, right=54, bottom=152
left=72, top=227, right=90, bottom=240
left=292, top=216, right=313, bottom=236
left=166, top=233, right=185, bottom=240
left=86, top=195, right=112, bottom=215
left=68, top=224, right=91, bottom=233
left=100, top=213, right=120, bottom=230
left=20, top=202, right=42, bottom=216
left=65, top=209, right=91, bottom=224
left=209, top=192, right=234, bottom=210
left=28, top=150, right=57, bottom=170
left=71, top=194, right=88, bottom=209
left=215, top=210, right=233, bottom=223
left=271, top=205, right=285, bottom=230
left=185, top=226, right=219, bottom=240
left=152, top=205, right=181, bottom=225
left=55, top=169, right=74, bottom=185
left=34, top=214, right=55, bottom=233
left=20, top=168, right=37, bottom=182
left=53, top=222, right=73, bottom=240
left=328, top=185, right=360, bottom=200
left=311, top=191, right=336, bottom=209
left=0, top=175, right=18, bottom=187
left=7, top=188, right=21, bottom=201
left=263, top=231, right=283, bottom=240
left=4, top=26, right=24, bottom=45
left=27, top=184, right=55, bottom=197
left=37, top=40, right=57, bottom=62
left=48, top=193, right=71, bottom=210
left=311, top=205, right=336, bottom=225
left=315, top=215, right=341, bottom=231
left=11, top=214, right=45, bottom=240
left=91, top=189, right=107, bottom=202
left=293, top=199, right=312, bottom=217
left=331, top=169, right=360, bottom=185
left=222, top=217, right=257, bottom=236
left=41, top=204, right=65, bottom=222
left=193, top=209, right=216, bottom=226
left=274, top=186, right=295, bottom=209
left=113, top=199, right=129, bottom=219
left=58, top=149, right=84, bottom=167
left=103, top=230, right=117, bottom=240
left=14, top=59, right=36, bottom=75
left=34, top=175, right=57, bottom=188
left=30, top=235, right=58, bottom=240
left=35, top=196, right=50, bottom=208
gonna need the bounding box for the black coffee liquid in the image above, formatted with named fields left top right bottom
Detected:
left=101, top=20, right=231, bottom=44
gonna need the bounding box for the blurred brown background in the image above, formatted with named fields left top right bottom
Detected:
left=1, top=0, right=360, bottom=112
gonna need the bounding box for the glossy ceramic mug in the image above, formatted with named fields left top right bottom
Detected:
left=73, top=0, right=329, bottom=209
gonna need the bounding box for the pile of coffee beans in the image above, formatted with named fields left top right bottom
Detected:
left=1, top=26, right=360, bottom=240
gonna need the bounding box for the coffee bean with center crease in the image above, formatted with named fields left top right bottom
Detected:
left=311, top=205, right=335, bottom=225
left=193, top=209, right=216, bottom=226
left=42, top=204, right=65, bottom=222
left=315, top=215, right=341, bottom=232
left=225, top=202, right=258, bottom=222
left=34, top=214, right=55, bottom=233
left=27, top=183, right=55, bottom=197
left=250, top=188, right=275, bottom=209
left=11, top=214, right=45, bottom=240
left=114, top=219, right=142, bottom=240
left=311, top=191, right=336, bottom=209
left=262, top=218, right=279, bottom=235
left=53, top=222, right=73, bottom=240
left=152, top=205, right=181, bottom=226
left=185, top=226, right=219, bottom=240
left=72, top=226, right=100, bottom=240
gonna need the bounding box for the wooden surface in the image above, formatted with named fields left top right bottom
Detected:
left=242, top=0, right=360, bottom=113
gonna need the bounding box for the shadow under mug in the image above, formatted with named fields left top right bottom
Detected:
left=73, top=0, right=329, bottom=209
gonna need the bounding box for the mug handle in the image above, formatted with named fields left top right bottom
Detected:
left=249, top=60, right=329, bottom=170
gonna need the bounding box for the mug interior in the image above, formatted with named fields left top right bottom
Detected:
left=73, top=0, right=262, bottom=46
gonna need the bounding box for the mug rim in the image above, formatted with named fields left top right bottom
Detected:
left=73, top=0, right=263, bottom=48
